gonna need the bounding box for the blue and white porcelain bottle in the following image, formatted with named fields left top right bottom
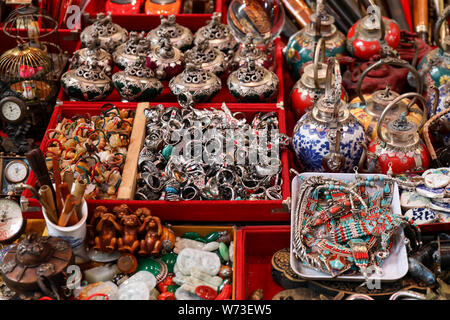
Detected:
left=292, top=58, right=366, bottom=172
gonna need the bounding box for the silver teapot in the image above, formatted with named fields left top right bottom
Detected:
left=169, top=63, right=221, bottom=108
left=147, top=14, right=193, bottom=52
left=80, top=12, right=128, bottom=53
left=61, top=56, right=113, bottom=101
left=227, top=57, right=279, bottom=103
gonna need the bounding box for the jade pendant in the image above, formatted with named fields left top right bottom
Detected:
left=219, top=243, right=230, bottom=262
left=182, top=232, right=202, bottom=240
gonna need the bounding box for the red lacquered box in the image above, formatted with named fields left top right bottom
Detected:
left=57, top=37, right=285, bottom=106
left=235, top=225, right=290, bottom=300
left=23, top=101, right=291, bottom=222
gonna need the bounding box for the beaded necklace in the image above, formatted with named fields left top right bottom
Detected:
left=293, top=172, right=421, bottom=279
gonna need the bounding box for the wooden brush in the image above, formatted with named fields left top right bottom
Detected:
left=52, top=155, right=64, bottom=214
left=26, top=148, right=56, bottom=203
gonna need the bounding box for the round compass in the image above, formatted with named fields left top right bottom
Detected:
left=0, top=198, right=25, bottom=244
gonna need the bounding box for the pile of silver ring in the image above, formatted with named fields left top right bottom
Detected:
left=135, top=103, right=290, bottom=201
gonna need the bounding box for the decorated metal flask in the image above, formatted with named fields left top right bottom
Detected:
left=70, top=30, right=113, bottom=76
left=291, top=37, right=346, bottom=119
left=231, top=34, right=271, bottom=71
left=365, top=92, right=430, bottom=174
left=113, top=31, right=151, bottom=70
left=169, top=63, right=221, bottom=108
left=147, top=14, right=193, bottom=52
left=292, top=58, right=366, bottom=173
left=184, top=40, right=229, bottom=76
left=112, top=50, right=164, bottom=102
left=348, top=57, right=424, bottom=140
left=284, top=0, right=346, bottom=80
left=80, top=12, right=128, bottom=53
left=346, top=5, right=400, bottom=61
left=417, top=6, right=450, bottom=98
left=227, top=56, right=279, bottom=103
left=61, top=56, right=113, bottom=101
left=193, top=12, right=237, bottom=54
left=146, top=33, right=185, bottom=81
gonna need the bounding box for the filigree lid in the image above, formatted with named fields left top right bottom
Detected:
left=124, top=31, right=149, bottom=55
left=74, top=57, right=111, bottom=82
left=185, top=41, right=218, bottom=64
left=236, top=59, right=266, bottom=83
left=90, top=13, right=123, bottom=38
left=388, top=112, right=416, bottom=132
left=180, top=63, right=214, bottom=85
left=306, top=0, right=335, bottom=37
left=125, top=54, right=156, bottom=79
left=200, top=12, right=230, bottom=41
left=156, top=34, right=177, bottom=59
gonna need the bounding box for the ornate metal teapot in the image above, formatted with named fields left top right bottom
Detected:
left=292, top=58, right=366, bottom=173
left=70, top=30, right=112, bottom=76
left=193, top=12, right=237, bottom=54
left=365, top=92, right=429, bottom=174
left=231, top=34, right=270, bottom=71
left=112, top=52, right=164, bottom=102
left=348, top=57, right=423, bottom=140
left=146, top=33, right=185, bottom=81
left=284, top=0, right=346, bottom=80
left=113, top=31, right=151, bottom=70
left=147, top=14, right=193, bottom=52
left=169, top=63, right=221, bottom=108
left=0, top=233, right=73, bottom=296
left=227, top=56, right=279, bottom=103
left=184, top=40, right=229, bottom=76
left=346, top=5, right=400, bottom=61
left=80, top=12, right=128, bottom=53
left=417, top=6, right=450, bottom=98
left=291, top=38, right=346, bottom=119
left=61, top=56, right=113, bottom=101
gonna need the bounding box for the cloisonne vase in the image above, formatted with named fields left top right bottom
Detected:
left=292, top=58, right=366, bottom=173
left=346, top=6, right=400, bottom=61
left=348, top=57, right=424, bottom=140
left=365, top=93, right=430, bottom=175
left=284, top=0, right=346, bottom=80
left=290, top=37, right=346, bottom=119
left=417, top=6, right=450, bottom=98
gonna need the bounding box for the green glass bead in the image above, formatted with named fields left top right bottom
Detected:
left=213, top=249, right=226, bottom=264
left=182, top=232, right=202, bottom=240
left=204, top=231, right=220, bottom=243
left=137, top=258, right=161, bottom=277
left=195, top=237, right=207, bottom=243
left=161, top=252, right=178, bottom=273
left=219, top=242, right=230, bottom=261
left=162, top=145, right=173, bottom=161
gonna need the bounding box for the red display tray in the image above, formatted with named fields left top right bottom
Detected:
left=57, top=37, right=285, bottom=106
left=23, top=101, right=291, bottom=222
left=235, top=225, right=290, bottom=300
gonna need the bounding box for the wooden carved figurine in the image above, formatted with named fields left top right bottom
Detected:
left=93, top=211, right=123, bottom=252
left=117, top=213, right=141, bottom=254
left=138, top=214, right=163, bottom=256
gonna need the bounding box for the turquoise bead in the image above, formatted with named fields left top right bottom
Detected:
left=329, top=184, right=334, bottom=190
left=379, top=176, right=384, bottom=181
left=162, top=145, right=173, bottom=160
left=326, top=195, right=332, bottom=200
left=367, top=176, right=373, bottom=181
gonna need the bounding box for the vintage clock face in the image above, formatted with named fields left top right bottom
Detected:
left=0, top=96, right=26, bottom=124
left=4, top=160, right=29, bottom=184
left=0, top=198, right=25, bottom=244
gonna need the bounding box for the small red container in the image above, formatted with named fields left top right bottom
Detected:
left=235, top=225, right=290, bottom=300
left=23, top=101, right=291, bottom=222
